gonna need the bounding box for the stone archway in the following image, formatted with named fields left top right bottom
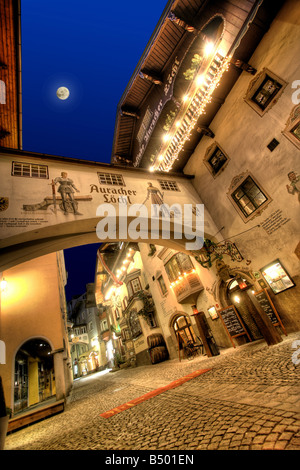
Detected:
left=0, top=150, right=220, bottom=271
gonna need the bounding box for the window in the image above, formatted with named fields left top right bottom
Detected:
left=157, top=275, right=167, bottom=295
left=146, top=312, right=157, bottom=328
left=228, top=173, right=271, bottom=222
left=283, top=105, right=300, bottom=149
left=128, top=309, right=142, bottom=338
left=100, top=319, right=109, bottom=332
left=127, top=277, right=142, bottom=298
left=121, top=328, right=131, bottom=341
left=165, top=253, right=194, bottom=282
left=244, top=69, right=287, bottom=116
left=204, top=143, right=229, bottom=178
left=158, top=180, right=180, bottom=191
left=12, top=161, right=49, bottom=179
left=232, top=176, right=267, bottom=218
left=97, top=172, right=125, bottom=186
left=267, top=138, right=279, bottom=152
left=123, top=296, right=128, bottom=310
left=252, top=76, right=282, bottom=109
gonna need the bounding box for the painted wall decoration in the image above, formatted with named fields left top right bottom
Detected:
left=0, top=152, right=218, bottom=252
left=22, top=171, right=92, bottom=215
left=286, top=171, right=300, bottom=202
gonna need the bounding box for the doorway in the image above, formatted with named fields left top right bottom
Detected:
left=173, top=314, right=197, bottom=347
left=227, top=279, right=263, bottom=341
left=14, top=339, right=55, bottom=414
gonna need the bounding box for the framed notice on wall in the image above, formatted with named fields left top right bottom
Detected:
left=217, top=305, right=252, bottom=347
left=260, top=259, right=295, bottom=294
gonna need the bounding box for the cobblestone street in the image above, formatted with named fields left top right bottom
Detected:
left=5, top=332, right=300, bottom=452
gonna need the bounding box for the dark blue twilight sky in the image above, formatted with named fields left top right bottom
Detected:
left=21, top=0, right=167, bottom=300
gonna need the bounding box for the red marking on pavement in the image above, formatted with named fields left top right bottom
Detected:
left=100, top=368, right=211, bottom=418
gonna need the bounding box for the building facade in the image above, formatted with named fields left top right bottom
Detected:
left=108, top=0, right=300, bottom=356
left=68, top=284, right=103, bottom=377
left=0, top=252, right=72, bottom=415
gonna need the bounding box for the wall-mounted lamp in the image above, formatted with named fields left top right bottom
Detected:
left=1, top=278, right=7, bottom=292
left=207, top=306, right=218, bottom=320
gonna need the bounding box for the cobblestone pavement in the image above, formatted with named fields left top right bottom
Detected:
left=4, top=332, right=300, bottom=451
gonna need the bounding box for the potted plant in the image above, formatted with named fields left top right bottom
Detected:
left=0, top=376, right=9, bottom=450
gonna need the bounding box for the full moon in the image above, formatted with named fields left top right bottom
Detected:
left=56, top=86, right=70, bottom=100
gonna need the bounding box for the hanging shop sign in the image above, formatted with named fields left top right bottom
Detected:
left=217, top=305, right=252, bottom=347
left=254, top=288, right=287, bottom=335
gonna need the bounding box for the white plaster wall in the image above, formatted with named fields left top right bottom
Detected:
left=184, top=0, right=300, bottom=278
left=0, top=253, right=68, bottom=408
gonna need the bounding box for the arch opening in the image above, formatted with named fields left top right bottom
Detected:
left=14, top=338, right=55, bottom=415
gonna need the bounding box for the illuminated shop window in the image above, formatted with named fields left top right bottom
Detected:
left=97, top=172, right=125, bottom=186
left=244, top=69, right=287, bottom=116
left=203, top=143, right=229, bottom=178
left=228, top=173, right=271, bottom=222
left=12, top=161, right=49, bottom=179
left=260, top=259, right=295, bottom=294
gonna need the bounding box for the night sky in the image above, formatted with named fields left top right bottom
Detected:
left=20, top=0, right=167, bottom=300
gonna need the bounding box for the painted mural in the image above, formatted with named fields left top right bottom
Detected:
left=0, top=152, right=217, bottom=247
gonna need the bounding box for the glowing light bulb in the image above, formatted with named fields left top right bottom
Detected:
left=196, top=75, right=205, bottom=86
left=204, top=42, right=214, bottom=56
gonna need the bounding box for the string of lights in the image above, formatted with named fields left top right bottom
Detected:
left=150, top=48, right=231, bottom=173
